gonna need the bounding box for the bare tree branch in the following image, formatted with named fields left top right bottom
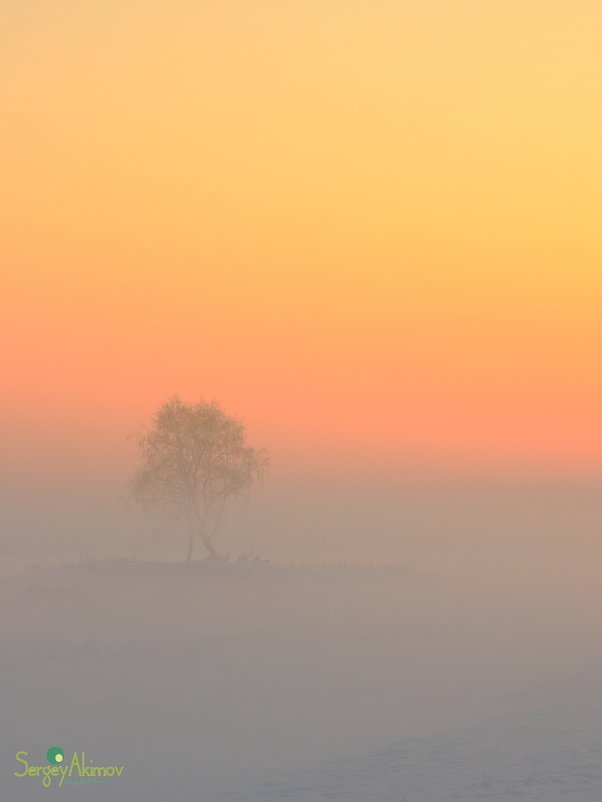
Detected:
left=130, top=396, right=269, bottom=561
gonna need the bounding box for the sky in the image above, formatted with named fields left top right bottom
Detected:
left=2, top=0, right=602, bottom=487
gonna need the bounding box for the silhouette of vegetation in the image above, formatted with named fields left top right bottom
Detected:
left=131, top=396, right=269, bottom=561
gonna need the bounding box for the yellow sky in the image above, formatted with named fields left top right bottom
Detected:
left=2, top=0, right=602, bottom=475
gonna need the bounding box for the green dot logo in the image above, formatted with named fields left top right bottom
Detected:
left=46, top=747, right=65, bottom=765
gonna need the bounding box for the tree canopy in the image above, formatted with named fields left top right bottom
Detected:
left=131, top=396, right=268, bottom=560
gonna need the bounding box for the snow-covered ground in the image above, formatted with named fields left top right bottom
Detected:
left=1, top=559, right=600, bottom=801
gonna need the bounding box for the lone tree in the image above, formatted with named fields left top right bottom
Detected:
left=131, top=396, right=268, bottom=561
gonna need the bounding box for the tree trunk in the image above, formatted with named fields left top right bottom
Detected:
left=201, top=497, right=227, bottom=560
left=201, top=529, right=220, bottom=560
left=184, top=525, right=194, bottom=562
left=191, top=502, right=224, bottom=560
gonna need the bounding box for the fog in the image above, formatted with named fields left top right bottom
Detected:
left=2, top=467, right=601, bottom=800
left=3, top=467, right=602, bottom=589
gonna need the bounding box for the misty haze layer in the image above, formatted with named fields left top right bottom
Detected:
left=2, top=473, right=601, bottom=800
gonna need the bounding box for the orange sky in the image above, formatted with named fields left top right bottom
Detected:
left=2, top=0, right=602, bottom=478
